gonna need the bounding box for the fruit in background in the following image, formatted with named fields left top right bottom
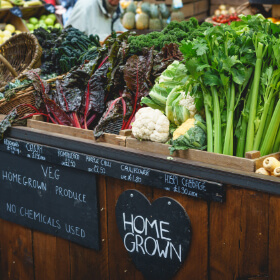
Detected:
left=45, top=17, right=54, bottom=26
left=171, top=10, right=185, bottom=22
left=47, top=14, right=56, bottom=22
left=54, top=23, right=62, bottom=29
left=3, top=30, right=11, bottom=37
left=120, top=0, right=130, bottom=9
left=122, top=12, right=135, bottom=29
left=0, top=1, right=13, bottom=8
left=149, top=18, right=162, bottom=30
left=40, top=15, right=47, bottom=21
left=24, top=0, right=43, bottom=6
left=136, top=13, right=149, bottom=29
left=127, top=2, right=136, bottom=13
left=159, top=3, right=170, bottom=19
left=26, top=23, right=35, bottom=31
left=150, top=4, right=159, bottom=19
left=141, top=2, right=150, bottom=16
left=5, top=24, right=15, bottom=33
left=14, top=30, right=21, bottom=34
left=10, top=0, right=25, bottom=6
left=29, top=17, right=39, bottom=25
left=39, top=22, right=47, bottom=28
left=3, top=36, right=9, bottom=41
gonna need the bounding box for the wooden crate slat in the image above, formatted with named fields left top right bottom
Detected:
left=27, top=119, right=127, bottom=147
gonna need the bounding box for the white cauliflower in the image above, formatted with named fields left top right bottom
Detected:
left=179, top=92, right=197, bottom=118
left=132, top=107, right=170, bottom=143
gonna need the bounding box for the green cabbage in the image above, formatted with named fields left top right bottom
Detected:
left=141, top=60, right=188, bottom=111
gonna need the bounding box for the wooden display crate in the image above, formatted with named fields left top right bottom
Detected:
left=125, top=133, right=280, bottom=172
left=0, top=10, right=29, bottom=32
left=26, top=117, right=127, bottom=147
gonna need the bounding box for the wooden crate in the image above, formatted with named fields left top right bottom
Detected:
left=126, top=135, right=280, bottom=172
left=0, top=10, right=29, bottom=33
left=26, top=117, right=127, bottom=147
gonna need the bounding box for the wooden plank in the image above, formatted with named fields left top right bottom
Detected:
left=182, top=3, right=195, bottom=18
left=210, top=0, right=245, bottom=5
left=238, top=191, right=269, bottom=278
left=183, top=0, right=196, bottom=4
left=209, top=187, right=242, bottom=280
left=106, top=178, right=154, bottom=280
left=152, top=187, right=208, bottom=280
left=33, top=233, right=70, bottom=280
left=0, top=219, right=34, bottom=280
left=245, top=151, right=261, bottom=159
left=70, top=175, right=109, bottom=280
left=194, top=0, right=209, bottom=14
left=126, top=137, right=256, bottom=172
left=269, top=195, right=280, bottom=280
left=119, top=129, right=132, bottom=137
left=272, top=4, right=280, bottom=19
left=192, top=12, right=208, bottom=22
left=27, top=119, right=126, bottom=147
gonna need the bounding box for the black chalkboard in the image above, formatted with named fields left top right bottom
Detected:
left=44, top=4, right=55, bottom=14
left=0, top=151, right=99, bottom=250
left=116, top=190, right=191, bottom=280
left=10, top=7, right=22, bottom=18
left=0, top=138, right=225, bottom=202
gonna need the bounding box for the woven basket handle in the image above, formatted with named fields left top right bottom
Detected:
left=0, top=54, right=18, bottom=77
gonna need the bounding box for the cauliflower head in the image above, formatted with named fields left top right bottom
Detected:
left=132, top=107, right=170, bottom=143
left=179, top=92, right=197, bottom=118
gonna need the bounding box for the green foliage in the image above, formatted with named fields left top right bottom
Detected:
left=33, top=27, right=100, bottom=75
left=128, top=18, right=212, bottom=54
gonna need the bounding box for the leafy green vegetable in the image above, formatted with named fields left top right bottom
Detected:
left=0, top=109, right=18, bottom=140
left=141, top=60, right=188, bottom=111
left=180, top=23, right=254, bottom=155
left=128, top=18, right=212, bottom=55
left=169, top=114, right=207, bottom=154
left=33, top=27, right=100, bottom=75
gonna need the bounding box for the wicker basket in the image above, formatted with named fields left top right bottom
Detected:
left=0, top=75, right=64, bottom=118
left=0, top=32, right=42, bottom=90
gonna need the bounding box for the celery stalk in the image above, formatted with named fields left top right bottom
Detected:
left=205, top=104, right=213, bottom=153
left=211, top=87, right=222, bottom=154
left=260, top=99, right=280, bottom=156
left=272, top=126, right=280, bottom=153
left=253, top=93, right=275, bottom=151
left=245, top=42, right=264, bottom=153
left=223, top=83, right=235, bottom=155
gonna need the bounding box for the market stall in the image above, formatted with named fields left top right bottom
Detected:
left=0, top=3, right=280, bottom=279
left=0, top=124, right=279, bottom=280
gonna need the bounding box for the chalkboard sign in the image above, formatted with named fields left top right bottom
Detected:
left=116, top=190, right=191, bottom=280
left=10, top=7, right=22, bottom=18
left=44, top=4, right=55, bottom=14
left=0, top=138, right=225, bottom=202
left=0, top=151, right=99, bottom=250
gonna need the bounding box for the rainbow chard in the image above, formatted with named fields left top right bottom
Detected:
left=123, top=47, right=154, bottom=129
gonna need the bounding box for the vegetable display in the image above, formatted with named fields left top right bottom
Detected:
left=33, top=27, right=100, bottom=75
left=256, top=157, right=280, bottom=177
left=1, top=14, right=280, bottom=167
left=128, top=18, right=212, bottom=54
left=179, top=14, right=280, bottom=157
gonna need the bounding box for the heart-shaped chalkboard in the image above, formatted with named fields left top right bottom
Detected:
left=115, top=190, right=191, bottom=280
